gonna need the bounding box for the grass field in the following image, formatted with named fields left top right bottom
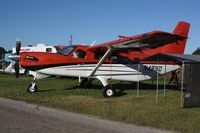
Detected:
left=0, top=73, right=200, bottom=133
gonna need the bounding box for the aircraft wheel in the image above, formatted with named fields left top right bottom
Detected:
left=24, top=70, right=29, bottom=76
left=102, top=86, right=116, bottom=97
left=27, top=84, right=38, bottom=93
left=80, top=79, right=87, bottom=87
left=80, top=79, right=92, bottom=88
left=84, top=82, right=92, bottom=88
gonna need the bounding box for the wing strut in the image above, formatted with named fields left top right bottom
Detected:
left=88, top=48, right=111, bottom=77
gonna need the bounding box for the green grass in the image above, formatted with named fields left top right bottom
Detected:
left=1, top=73, right=200, bottom=133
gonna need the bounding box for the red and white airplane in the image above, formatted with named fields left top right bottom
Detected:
left=9, top=21, right=190, bottom=97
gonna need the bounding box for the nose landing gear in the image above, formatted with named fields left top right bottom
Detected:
left=27, top=79, right=38, bottom=93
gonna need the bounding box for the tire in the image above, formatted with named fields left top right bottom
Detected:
left=102, top=86, right=116, bottom=97
left=84, top=82, right=92, bottom=88
left=27, top=84, right=38, bottom=93
left=80, top=79, right=92, bottom=88
left=24, top=70, right=29, bottom=76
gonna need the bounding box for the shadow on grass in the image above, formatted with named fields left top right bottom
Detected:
left=38, top=89, right=58, bottom=92
left=84, top=81, right=180, bottom=96
left=38, top=86, right=77, bottom=93
left=37, top=79, right=180, bottom=97
left=87, top=81, right=180, bottom=90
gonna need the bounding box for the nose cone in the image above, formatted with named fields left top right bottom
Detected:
left=8, top=55, right=20, bottom=61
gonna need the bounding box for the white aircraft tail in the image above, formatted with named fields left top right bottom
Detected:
left=4, top=62, right=13, bottom=73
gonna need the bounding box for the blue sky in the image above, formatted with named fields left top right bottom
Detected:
left=0, top=0, right=199, bottom=53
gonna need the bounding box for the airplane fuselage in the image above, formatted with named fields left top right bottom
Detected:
left=20, top=45, right=180, bottom=87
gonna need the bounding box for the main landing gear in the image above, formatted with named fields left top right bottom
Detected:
left=80, top=78, right=92, bottom=88
left=80, top=78, right=116, bottom=97
left=102, top=85, right=116, bottom=97
left=96, top=77, right=117, bottom=97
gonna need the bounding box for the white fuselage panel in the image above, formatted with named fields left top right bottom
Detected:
left=37, top=64, right=180, bottom=82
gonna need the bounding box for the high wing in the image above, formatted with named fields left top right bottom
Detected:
left=88, top=31, right=186, bottom=52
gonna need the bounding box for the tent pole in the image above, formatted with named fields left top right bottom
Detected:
left=1, top=53, right=3, bottom=70
left=163, top=64, right=166, bottom=98
left=156, top=60, right=159, bottom=103
left=156, top=68, right=159, bottom=103
left=156, top=56, right=160, bottom=103
left=181, top=61, right=185, bottom=108
left=137, top=63, right=140, bottom=98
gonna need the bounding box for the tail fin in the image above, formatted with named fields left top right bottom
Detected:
left=5, top=62, right=13, bottom=73
left=161, top=21, right=190, bottom=54
left=173, top=21, right=190, bottom=37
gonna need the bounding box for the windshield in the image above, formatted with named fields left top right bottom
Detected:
left=57, top=46, right=76, bottom=56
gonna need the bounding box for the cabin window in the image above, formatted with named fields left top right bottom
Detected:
left=117, top=55, right=132, bottom=64
left=94, top=53, right=118, bottom=61
left=46, top=48, right=52, bottom=52
left=95, top=53, right=132, bottom=64
left=57, top=46, right=76, bottom=56
left=72, top=49, right=86, bottom=59
left=94, top=53, right=103, bottom=60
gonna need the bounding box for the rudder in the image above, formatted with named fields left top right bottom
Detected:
left=173, top=21, right=190, bottom=38
left=161, top=21, right=190, bottom=54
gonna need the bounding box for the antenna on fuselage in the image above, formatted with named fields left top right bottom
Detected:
left=69, top=35, right=73, bottom=46
left=90, top=40, right=96, bottom=46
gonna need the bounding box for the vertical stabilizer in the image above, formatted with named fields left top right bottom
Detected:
left=161, top=21, right=190, bottom=54
left=173, top=21, right=190, bottom=38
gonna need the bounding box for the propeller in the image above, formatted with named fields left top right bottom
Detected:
left=14, top=40, right=21, bottom=78
left=14, top=61, right=20, bottom=78
left=16, top=40, right=21, bottom=55
left=7, top=39, right=21, bottom=78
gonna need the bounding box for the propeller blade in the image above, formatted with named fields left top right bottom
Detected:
left=14, top=62, right=20, bottom=78
left=16, top=40, right=21, bottom=55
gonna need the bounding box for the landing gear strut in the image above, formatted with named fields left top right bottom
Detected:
left=27, top=79, right=38, bottom=93
left=102, top=86, right=116, bottom=97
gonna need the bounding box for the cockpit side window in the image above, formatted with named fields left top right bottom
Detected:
left=72, top=49, right=86, bottom=59
left=57, top=46, right=76, bottom=56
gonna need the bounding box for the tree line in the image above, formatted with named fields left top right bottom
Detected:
left=192, top=48, right=200, bottom=55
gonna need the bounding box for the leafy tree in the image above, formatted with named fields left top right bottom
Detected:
left=192, top=48, right=200, bottom=55
left=0, top=47, right=7, bottom=69
left=0, top=47, right=7, bottom=59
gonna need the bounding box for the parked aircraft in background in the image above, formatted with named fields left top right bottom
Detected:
left=12, top=43, right=58, bottom=54
left=8, top=21, right=190, bottom=97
